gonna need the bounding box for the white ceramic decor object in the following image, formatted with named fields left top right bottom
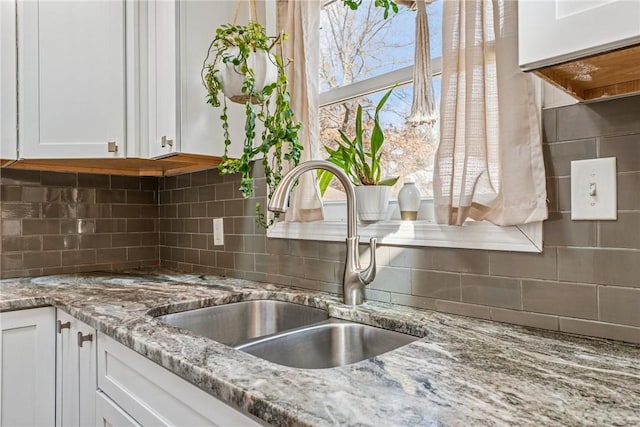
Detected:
left=398, top=180, right=421, bottom=220
left=354, top=186, right=391, bottom=222
left=218, top=48, right=278, bottom=103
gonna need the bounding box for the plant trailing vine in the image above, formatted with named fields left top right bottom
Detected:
left=201, top=2, right=395, bottom=228
left=342, top=0, right=399, bottom=18
left=202, top=21, right=302, bottom=228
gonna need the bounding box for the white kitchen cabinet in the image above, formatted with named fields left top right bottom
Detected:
left=1, top=0, right=18, bottom=161
left=7, top=0, right=277, bottom=163
left=97, top=333, right=265, bottom=426
left=146, top=0, right=180, bottom=159
left=96, top=391, right=140, bottom=427
left=0, top=307, right=56, bottom=426
left=178, top=0, right=275, bottom=159
left=519, top=0, right=640, bottom=70
left=17, top=0, right=140, bottom=159
left=56, top=310, right=97, bottom=427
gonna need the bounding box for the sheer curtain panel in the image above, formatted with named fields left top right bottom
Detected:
left=433, top=0, right=547, bottom=226
left=279, top=0, right=324, bottom=222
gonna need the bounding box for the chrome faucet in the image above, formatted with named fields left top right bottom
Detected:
left=268, top=160, right=377, bottom=305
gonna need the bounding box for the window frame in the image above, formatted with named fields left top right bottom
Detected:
left=267, top=0, right=544, bottom=253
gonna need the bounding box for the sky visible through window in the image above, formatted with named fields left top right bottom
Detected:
left=319, top=0, right=443, bottom=200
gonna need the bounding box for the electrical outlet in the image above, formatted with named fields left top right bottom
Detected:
left=213, top=218, right=224, bottom=246
left=571, top=157, right=617, bottom=220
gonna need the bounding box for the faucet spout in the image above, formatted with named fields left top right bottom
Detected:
left=267, top=160, right=376, bottom=305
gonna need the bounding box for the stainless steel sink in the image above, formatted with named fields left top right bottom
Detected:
left=236, top=319, right=418, bottom=369
left=156, top=300, right=329, bottom=346
left=156, top=300, right=418, bottom=369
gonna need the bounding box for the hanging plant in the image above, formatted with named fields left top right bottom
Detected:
left=202, top=20, right=302, bottom=228
left=342, top=0, right=399, bottom=18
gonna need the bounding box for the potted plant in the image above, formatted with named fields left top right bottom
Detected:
left=318, top=88, right=399, bottom=221
left=202, top=21, right=302, bottom=227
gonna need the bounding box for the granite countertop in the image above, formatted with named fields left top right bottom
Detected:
left=1, top=270, right=638, bottom=426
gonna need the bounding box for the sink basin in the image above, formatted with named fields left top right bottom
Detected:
left=156, top=300, right=329, bottom=346
left=236, top=319, right=418, bottom=369
left=157, top=300, right=418, bottom=369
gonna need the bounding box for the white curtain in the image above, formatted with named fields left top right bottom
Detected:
left=280, top=0, right=324, bottom=222
left=433, top=0, right=547, bottom=226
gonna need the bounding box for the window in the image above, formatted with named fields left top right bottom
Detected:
left=318, top=0, right=443, bottom=200
left=268, top=0, right=543, bottom=253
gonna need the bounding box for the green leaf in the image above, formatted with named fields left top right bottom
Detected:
left=376, top=88, right=393, bottom=116
left=378, top=176, right=399, bottom=186
left=354, top=105, right=366, bottom=165
left=317, top=170, right=335, bottom=196
left=370, top=88, right=393, bottom=179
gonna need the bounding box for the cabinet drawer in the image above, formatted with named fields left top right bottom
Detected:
left=96, top=391, right=140, bottom=427
left=97, top=333, right=264, bottom=426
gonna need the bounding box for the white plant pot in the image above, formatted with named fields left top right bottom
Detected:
left=218, top=47, right=278, bottom=104
left=354, top=185, right=391, bottom=222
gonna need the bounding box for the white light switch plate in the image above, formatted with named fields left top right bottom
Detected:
left=571, top=157, right=617, bottom=220
left=213, top=218, right=224, bottom=246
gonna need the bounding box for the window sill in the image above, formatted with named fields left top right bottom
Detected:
left=268, top=201, right=543, bottom=253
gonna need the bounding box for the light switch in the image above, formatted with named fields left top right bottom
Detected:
left=213, top=218, right=224, bottom=246
left=571, top=157, right=617, bottom=220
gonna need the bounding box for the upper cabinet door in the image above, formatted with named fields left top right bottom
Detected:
left=147, top=0, right=179, bottom=159
left=18, top=1, right=128, bottom=158
left=1, top=0, right=18, bottom=161
left=519, top=0, right=640, bottom=70
left=179, top=1, right=274, bottom=158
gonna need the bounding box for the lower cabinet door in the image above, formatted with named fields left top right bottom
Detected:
left=0, top=307, right=56, bottom=426
left=56, top=310, right=97, bottom=427
left=96, top=391, right=140, bottom=427
left=97, top=333, right=266, bottom=426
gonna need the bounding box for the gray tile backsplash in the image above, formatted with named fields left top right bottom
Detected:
left=2, top=95, right=639, bottom=344
left=522, top=280, right=598, bottom=319
left=1, top=170, right=158, bottom=277
left=460, top=275, right=522, bottom=310
left=556, top=95, right=640, bottom=141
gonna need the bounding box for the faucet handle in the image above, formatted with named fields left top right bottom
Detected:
left=359, top=237, right=377, bottom=285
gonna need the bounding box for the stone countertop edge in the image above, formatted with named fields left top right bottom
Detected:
left=0, top=270, right=638, bottom=427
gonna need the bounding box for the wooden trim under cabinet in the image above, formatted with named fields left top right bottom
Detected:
left=532, top=44, right=640, bottom=102
left=0, top=154, right=223, bottom=177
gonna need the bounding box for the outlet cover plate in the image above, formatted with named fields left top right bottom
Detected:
left=571, top=157, right=617, bottom=220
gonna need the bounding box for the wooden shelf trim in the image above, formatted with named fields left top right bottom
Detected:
left=534, top=44, right=640, bottom=102
left=0, top=154, right=223, bottom=177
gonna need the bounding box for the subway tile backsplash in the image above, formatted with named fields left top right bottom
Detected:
left=1, top=170, right=158, bottom=277
left=1, top=95, right=639, bottom=344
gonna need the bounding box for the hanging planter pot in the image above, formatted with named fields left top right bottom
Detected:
left=218, top=47, right=278, bottom=104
